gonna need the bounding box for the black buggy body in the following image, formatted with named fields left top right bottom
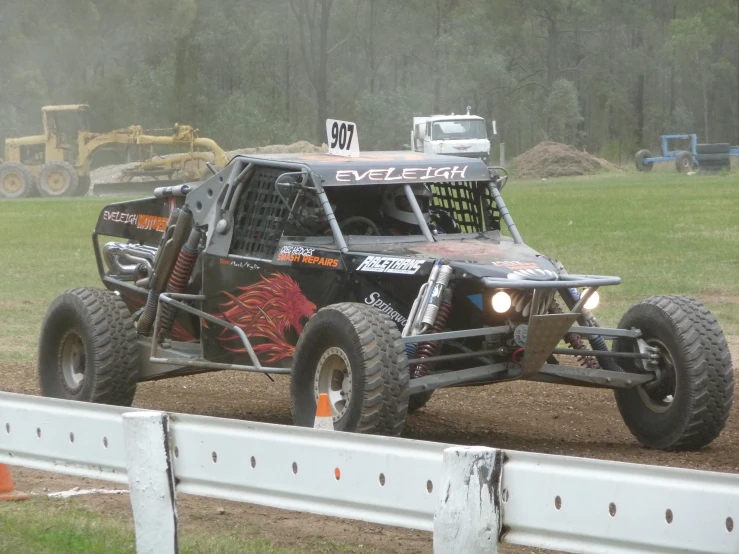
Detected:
left=39, top=151, right=734, bottom=450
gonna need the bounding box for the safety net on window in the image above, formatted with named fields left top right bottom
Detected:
left=231, top=167, right=290, bottom=258
left=429, top=182, right=501, bottom=234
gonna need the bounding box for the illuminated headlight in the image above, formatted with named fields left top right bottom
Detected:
left=491, top=291, right=512, bottom=313
left=583, top=290, right=600, bottom=310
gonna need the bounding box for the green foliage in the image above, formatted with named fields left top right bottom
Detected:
left=0, top=0, right=738, bottom=155
left=545, top=79, right=583, bottom=145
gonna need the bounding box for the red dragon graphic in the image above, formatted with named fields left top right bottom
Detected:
left=213, top=273, right=316, bottom=363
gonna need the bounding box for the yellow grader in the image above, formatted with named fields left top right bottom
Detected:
left=0, top=104, right=229, bottom=199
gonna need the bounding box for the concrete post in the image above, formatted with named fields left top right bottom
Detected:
left=433, top=446, right=503, bottom=553
left=122, top=412, right=178, bottom=554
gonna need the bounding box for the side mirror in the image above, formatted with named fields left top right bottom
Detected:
left=275, top=171, right=307, bottom=209
left=488, top=167, right=508, bottom=191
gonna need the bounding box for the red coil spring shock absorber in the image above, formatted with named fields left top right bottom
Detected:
left=159, top=227, right=202, bottom=337
left=412, top=298, right=453, bottom=379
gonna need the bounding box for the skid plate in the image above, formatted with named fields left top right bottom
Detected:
left=521, top=313, right=580, bottom=378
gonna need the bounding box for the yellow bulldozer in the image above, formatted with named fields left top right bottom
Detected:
left=0, top=104, right=229, bottom=199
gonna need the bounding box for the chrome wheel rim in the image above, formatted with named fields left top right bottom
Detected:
left=314, top=347, right=352, bottom=422
left=59, top=330, right=86, bottom=392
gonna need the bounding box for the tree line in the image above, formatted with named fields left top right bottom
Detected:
left=1, top=0, right=737, bottom=162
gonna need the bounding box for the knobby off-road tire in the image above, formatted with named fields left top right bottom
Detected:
left=291, top=303, right=409, bottom=436
left=0, top=162, right=34, bottom=199
left=37, top=161, right=79, bottom=197
left=38, top=288, right=138, bottom=406
left=612, top=295, right=733, bottom=450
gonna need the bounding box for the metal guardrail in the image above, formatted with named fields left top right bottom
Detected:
left=2, top=391, right=739, bottom=553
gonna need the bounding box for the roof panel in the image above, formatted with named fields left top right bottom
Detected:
left=232, top=151, right=492, bottom=185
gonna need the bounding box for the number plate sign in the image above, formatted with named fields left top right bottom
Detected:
left=326, top=119, right=359, bottom=157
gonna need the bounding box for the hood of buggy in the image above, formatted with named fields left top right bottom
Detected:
left=346, top=236, right=560, bottom=281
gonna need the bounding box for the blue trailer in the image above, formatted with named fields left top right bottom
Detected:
left=634, top=134, right=698, bottom=172
left=636, top=134, right=738, bottom=172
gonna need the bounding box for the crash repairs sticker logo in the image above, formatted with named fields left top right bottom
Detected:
left=103, top=210, right=168, bottom=232
left=277, top=245, right=339, bottom=268
left=356, top=256, right=424, bottom=275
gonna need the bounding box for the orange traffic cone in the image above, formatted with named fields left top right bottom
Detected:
left=313, top=393, right=334, bottom=431
left=0, top=464, right=28, bottom=501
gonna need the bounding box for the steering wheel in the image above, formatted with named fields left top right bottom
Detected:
left=337, top=216, right=380, bottom=236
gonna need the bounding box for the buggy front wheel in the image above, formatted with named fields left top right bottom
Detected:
left=612, top=295, right=733, bottom=451
left=290, top=303, right=409, bottom=435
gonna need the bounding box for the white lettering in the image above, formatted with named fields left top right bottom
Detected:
left=279, top=245, right=314, bottom=257
left=333, top=165, right=471, bottom=184
left=364, top=292, right=408, bottom=326
left=384, top=167, right=404, bottom=181
left=356, top=256, right=424, bottom=275
left=335, top=170, right=352, bottom=182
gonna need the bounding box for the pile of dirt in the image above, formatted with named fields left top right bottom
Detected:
left=90, top=141, right=327, bottom=186
left=513, top=141, right=617, bottom=180
left=227, top=140, right=327, bottom=157
left=89, top=162, right=139, bottom=186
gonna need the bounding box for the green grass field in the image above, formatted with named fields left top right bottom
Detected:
left=0, top=499, right=361, bottom=554
left=504, top=171, right=739, bottom=334
left=0, top=171, right=738, bottom=363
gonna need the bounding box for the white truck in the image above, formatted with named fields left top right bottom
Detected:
left=411, top=107, right=493, bottom=164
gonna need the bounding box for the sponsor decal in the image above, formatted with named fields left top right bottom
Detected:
left=276, top=245, right=339, bottom=268
left=219, top=258, right=260, bottom=271
left=279, top=245, right=315, bottom=257
left=103, top=210, right=168, bottom=232
left=103, top=211, right=138, bottom=225
left=212, top=273, right=316, bottom=363
left=335, top=165, right=468, bottom=184
left=136, top=214, right=169, bottom=232
left=506, top=268, right=558, bottom=281
left=356, top=256, right=424, bottom=275
left=364, top=292, right=408, bottom=326
left=491, top=261, right=540, bottom=271
left=299, top=255, right=339, bottom=268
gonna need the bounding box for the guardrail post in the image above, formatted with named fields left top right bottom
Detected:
left=122, top=412, right=178, bottom=554
left=433, top=446, right=502, bottom=554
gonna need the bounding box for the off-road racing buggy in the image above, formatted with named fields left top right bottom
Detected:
left=39, top=151, right=733, bottom=450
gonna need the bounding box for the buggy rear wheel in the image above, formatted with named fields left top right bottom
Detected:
left=291, top=303, right=409, bottom=435
left=38, top=288, right=139, bottom=405
left=612, top=295, right=732, bottom=450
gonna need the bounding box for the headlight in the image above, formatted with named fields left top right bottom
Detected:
left=583, top=290, right=600, bottom=310
left=491, top=291, right=512, bottom=313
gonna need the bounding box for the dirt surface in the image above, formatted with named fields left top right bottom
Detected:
left=513, top=141, right=619, bottom=180
left=4, top=338, right=739, bottom=552
left=226, top=140, right=328, bottom=158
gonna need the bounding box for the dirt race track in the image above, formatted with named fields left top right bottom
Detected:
left=5, top=336, right=739, bottom=553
